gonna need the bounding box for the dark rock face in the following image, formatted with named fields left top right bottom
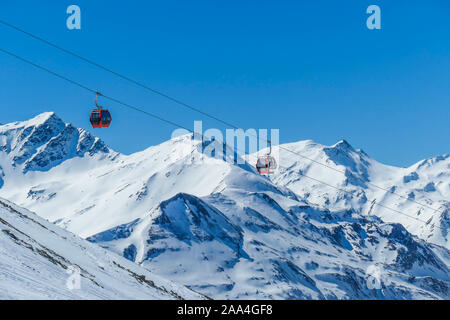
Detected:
left=155, top=193, right=245, bottom=256
left=123, top=244, right=138, bottom=262
left=403, top=172, right=419, bottom=183
left=384, top=224, right=447, bottom=273
left=87, top=219, right=140, bottom=242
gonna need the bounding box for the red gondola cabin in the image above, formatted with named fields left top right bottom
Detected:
left=90, top=92, right=112, bottom=128
left=90, top=109, right=112, bottom=128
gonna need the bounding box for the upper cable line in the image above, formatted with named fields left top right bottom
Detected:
left=0, top=19, right=239, bottom=130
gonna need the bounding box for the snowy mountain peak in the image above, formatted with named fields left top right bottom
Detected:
left=416, top=154, right=450, bottom=170
left=0, top=112, right=62, bottom=131
left=28, top=111, right=61, bottom=126
left=331, top=139, right=355, bottom=152
left=0, top=112, right=113, bottom=173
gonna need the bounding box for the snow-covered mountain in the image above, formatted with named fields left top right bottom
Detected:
left=0, top=113, right=448, bottom=299
left=258, top=140, right=449, bottom=247
left=0, top=112, right=113, bottom=175
left=0, top=197, right=205, bottom=299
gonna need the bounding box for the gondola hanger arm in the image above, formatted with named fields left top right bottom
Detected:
left=95, top=91, right=102, bottom=109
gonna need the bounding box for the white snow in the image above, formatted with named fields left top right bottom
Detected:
left=0, top=112, right=448, bottom=300
left=0, top=197, right=205, bottom=299
left=253, top=140, right=449, bottom=248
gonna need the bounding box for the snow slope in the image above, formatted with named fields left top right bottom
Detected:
left=0, top=197, right=205, bottom=299
left=0, top=113, right=448, bottom=299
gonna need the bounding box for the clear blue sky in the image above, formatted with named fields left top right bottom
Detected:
left=1, top=0, right=449, bottom=167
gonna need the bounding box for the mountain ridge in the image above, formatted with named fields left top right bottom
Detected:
left=0, top=112, right=448, bottom=299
